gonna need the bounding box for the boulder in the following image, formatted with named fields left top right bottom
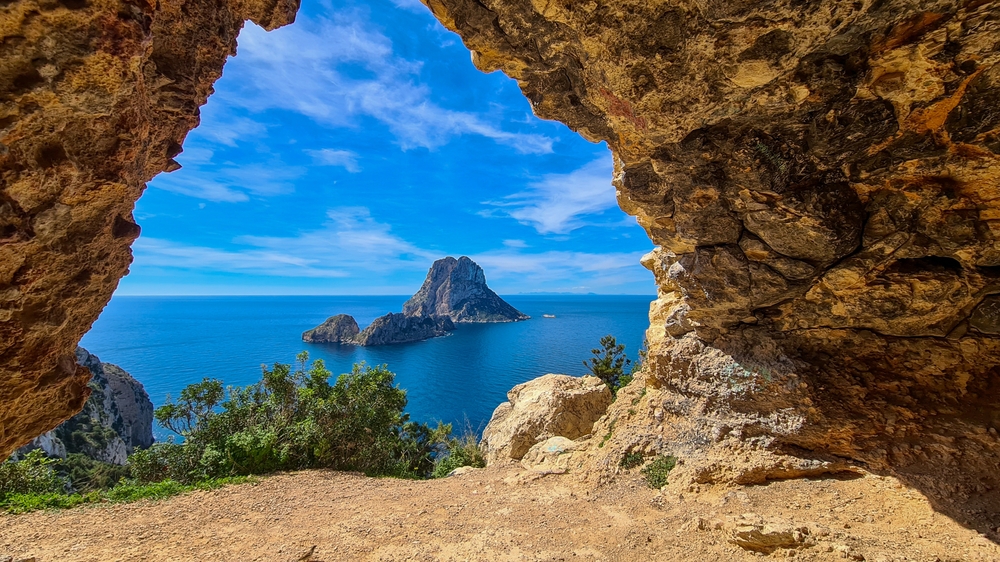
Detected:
left=520, top=436, right=584, bottom=473
left=480, top=374, right=611, bottom=464
left=403, top=256, right=528, bottom=322
left=302, top=314, right=361, bottom=343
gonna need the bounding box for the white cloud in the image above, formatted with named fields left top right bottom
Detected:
left=154, top=162, right=304, bottom=202
left=198, top=116, right=267, bottom=147
left=224, top=18, right=553, bottom=153
left=389, top=0, right=428, bottom=12
left=502, top=239, right=528, bottom=248
left=307, top=149, right=361, bottom=172
left=470, top=248, right=652, bottom=292
left=482, top=156, right=619, bottom=234
left=134, top=207, right=437, bottom=277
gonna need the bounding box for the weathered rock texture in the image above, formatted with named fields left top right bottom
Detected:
left=480, top=374, right=611, bottom=465
left=353, top=312, right=455, bottom=346
left=18, top=347, right=153, bottom=464
left=301, top=314, right=360, bottom=343
left=403, top=256, right=529, bottom=322
left=426, top=0, right=1000, bottom=533
left=0, top=0, right=298, bottom=459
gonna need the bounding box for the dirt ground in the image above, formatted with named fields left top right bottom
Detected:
left=1, top=465, right=998, bottom=562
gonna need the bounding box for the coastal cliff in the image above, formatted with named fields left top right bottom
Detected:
left=403, top=257, right=529, bottom=323
left=18, top=348, right=153, bottom=465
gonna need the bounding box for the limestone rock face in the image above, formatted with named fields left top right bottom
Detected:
left=0, top=0, right=299, bottom=459
left=19, top=347, right=153, bottom=464
left=426, top=0, right=1000, bottom=532
left=480, top=374, right=611, bottom=465
left=403, top=256, right=528, bottom=322
left=302, top=314, right=361, bottom=343
left=353, top=313, right=455, bottom=346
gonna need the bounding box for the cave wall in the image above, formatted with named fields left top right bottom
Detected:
left=423, top=0, right=1000, bottom=529
left=0, top=0, right=297, bottom=459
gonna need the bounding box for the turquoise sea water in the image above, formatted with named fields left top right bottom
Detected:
left=80, top=295, right=653, bottom=440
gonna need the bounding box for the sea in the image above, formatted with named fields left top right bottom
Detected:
left=79, top=295, right=653, bottom=441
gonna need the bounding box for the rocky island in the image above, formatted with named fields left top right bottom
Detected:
left=302, top=256, right=525, bottom=346
left=403, top=256, right=530, bottom=323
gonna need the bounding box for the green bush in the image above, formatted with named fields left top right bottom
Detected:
left=641, top=454, right=677, bottom=489
left=619, top=451, right=644, bottom=470
left=583, top=335, right=633, bottom=397
left=59, top=453, right=130, bottom=492
left=0, top=450, right=65, bottom=500
left=145, top=354, right=449, bottom=483
left=432, top=429, right=486, bottom=478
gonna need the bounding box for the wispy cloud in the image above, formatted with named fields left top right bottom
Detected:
left=225, top=17, right=553, bottom=153
left=389, top=0, right=428, bottom=12
left=307, top=149, right=361, bottom=173
left=133, top=207, right=437, bottom=277
left=197, top=116, right=268, bottom=147
left=154, top=162, right=305, bottom=202
left=471, top=248, right=652, bottom=292
left=482, top=156, right=620, bottom=234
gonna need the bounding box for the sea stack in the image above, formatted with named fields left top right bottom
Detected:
left=403, top=256, right=529, bottom=323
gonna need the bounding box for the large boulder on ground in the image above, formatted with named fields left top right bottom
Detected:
left=302, top=314, right=361, bottom=343
left=480, top=374, right=612, bottom=464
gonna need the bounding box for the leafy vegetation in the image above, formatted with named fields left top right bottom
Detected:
left=619, top=451, right=644, bottom=470
left=0, top=476, right=253, bottom=514
left=2, top=354, right=459, bottom=513
left=583, top=335, right=635, bottom=397
left=141, top=353, right=449, bottom=482
left=641, top=454, right=677, bottom=489
left=432, top=429, right=486, bottom=478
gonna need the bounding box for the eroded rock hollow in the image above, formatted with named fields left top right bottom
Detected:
left=423, top=0, right=1000, bottom=530
left=1, top=0, right=998, bottom=535
left=0, top=0, right=297, bottom=458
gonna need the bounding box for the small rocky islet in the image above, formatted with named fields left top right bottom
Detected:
left=302, top=256, right=527, bottom=346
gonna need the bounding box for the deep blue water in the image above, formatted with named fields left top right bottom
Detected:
left=80, top=295, right=652, bottom=440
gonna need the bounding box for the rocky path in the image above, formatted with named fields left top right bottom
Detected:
left=1, top=465, right=997, bottom=561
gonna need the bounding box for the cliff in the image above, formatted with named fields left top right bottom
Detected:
left=18, top=347, right=153, bottom=465
left=403, top=256, right=528, bottom=322
left=0, top=0, right=298, bottom=459
left=353, top=313, right=455, bottom=346
left=424, top=0, right=1000, bottom=534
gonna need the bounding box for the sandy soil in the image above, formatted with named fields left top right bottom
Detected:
left=1, top=465, right=998, bottom=561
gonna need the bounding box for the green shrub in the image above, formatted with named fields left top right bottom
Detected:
left=59, top=453, right=130, bottom=492
left=619, top=452, right=644, bottom=470
left=145, top=354, right=449, bottom=483
left=641, top=454, right=677, bottom=489
left=0, top=450, right=65, bottom=500
left=583, top=335, right=633, bottom=397
left=432, top=428, right=485, bottom=478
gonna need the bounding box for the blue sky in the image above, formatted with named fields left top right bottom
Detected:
left=120, top=0, right=655, bottom=296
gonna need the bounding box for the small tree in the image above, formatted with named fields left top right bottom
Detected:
left=583, top=335, right=632, bottom=397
